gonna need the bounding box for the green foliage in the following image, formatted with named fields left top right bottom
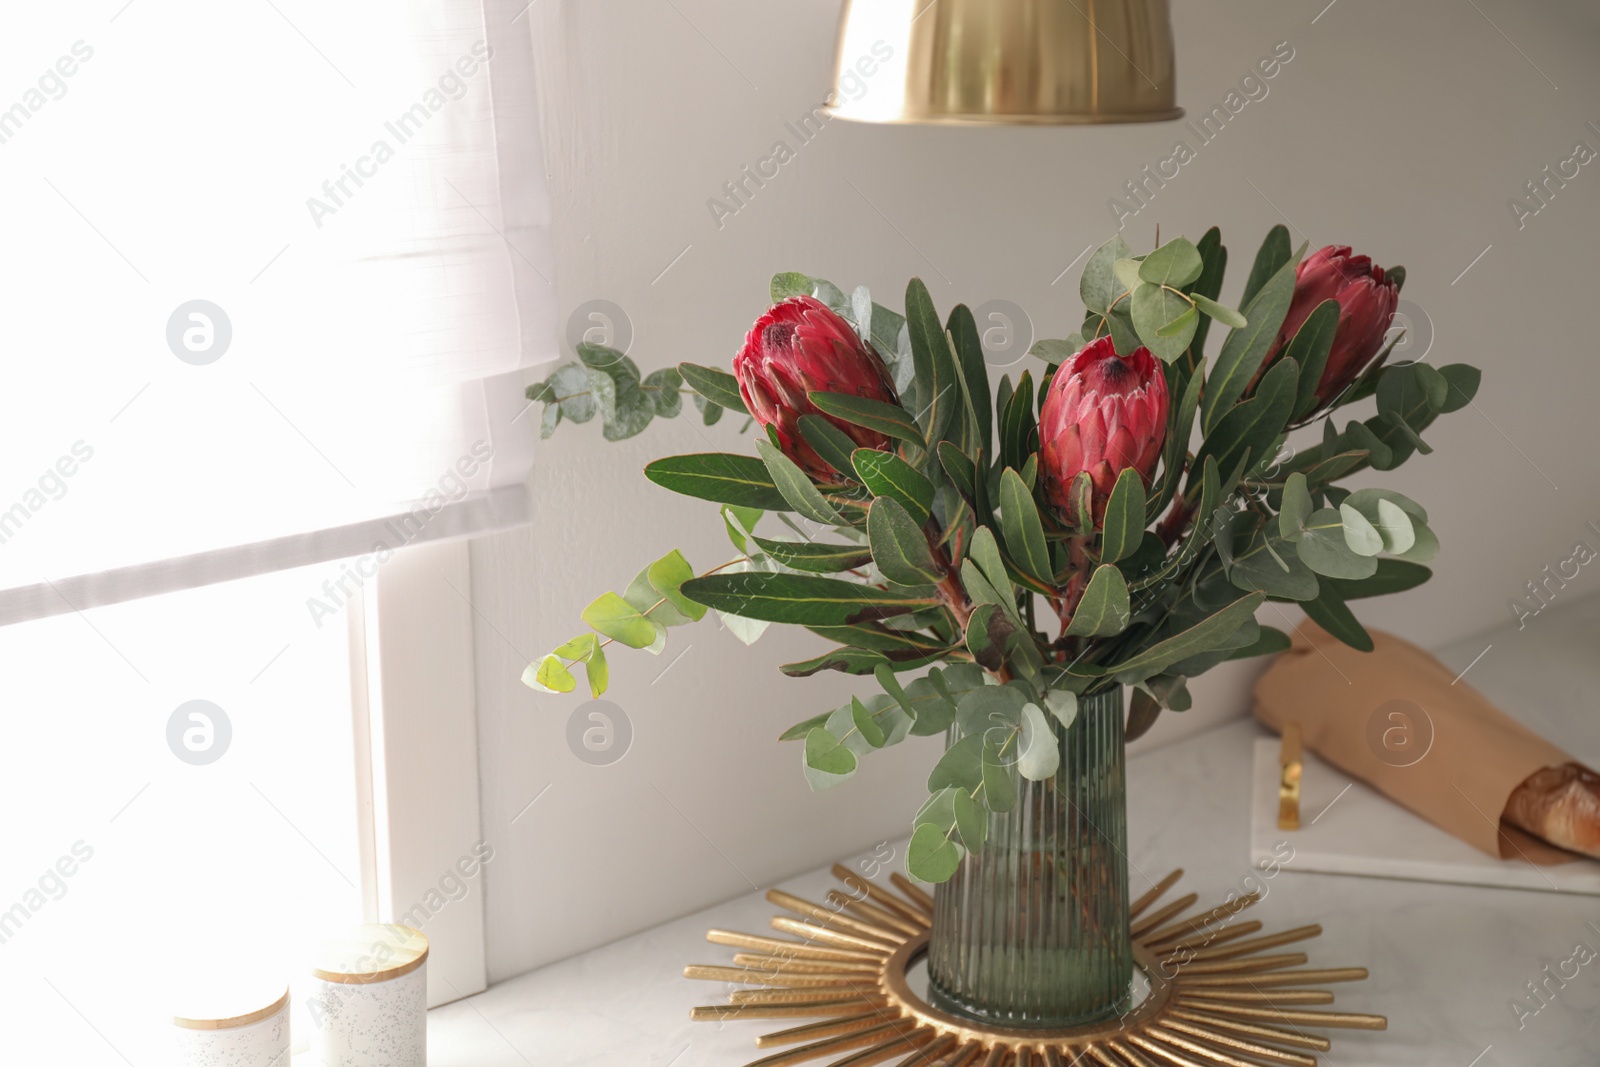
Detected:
left=758, top=440, right=842, bottom=524
left=811, top=392, right=926, bottom=449
left=867, top=498, right=942, bottom=586
left=644, top=453, right=790, bottom=510
left=999, top=372, right=1036, bottom=472
left=946, top=304, right=994, bottom=458
left=1241, top=224, right=1293, bottom=307
left=1187, top=227, right=1228, bottom=357
left=678, top=362, right=747, bottom=415
left=682, top=572, right=938, bottom=625
left=998, top=468, right=1051, bottom=583
left=1202, top=247, right=1302, bottom=432
left=1284, top=300, right=1340, bottom=420
left=1064, top=566, right=1131, bottom=637
left=752, top=538, right=873, bottom=573
left=1101, top=469, right=1147, bottom=564
left=853, top=450, right=935, bottom=524
left=522, top=239, right=1480, bottom=883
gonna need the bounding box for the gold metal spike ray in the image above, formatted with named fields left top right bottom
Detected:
left=685, top=866, right=1386, bottom=1066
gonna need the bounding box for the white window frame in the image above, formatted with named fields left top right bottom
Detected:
left=351, top=537, right=489, bottom=1008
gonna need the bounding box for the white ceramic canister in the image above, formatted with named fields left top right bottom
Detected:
left=172, top=984, right=291, bottom=1067
left=308, top=923, right=428, bottom=1067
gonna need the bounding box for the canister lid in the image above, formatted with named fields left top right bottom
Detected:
left=311, top=924, right=428, bottom=985
left=170, top=981, right=290, bottom=1031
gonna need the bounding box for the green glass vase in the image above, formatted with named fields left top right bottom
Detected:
left=926, top=687, right=1133, bottom=1027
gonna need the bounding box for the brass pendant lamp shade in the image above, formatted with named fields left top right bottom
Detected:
left=824, top=0, right=1183, bottom=125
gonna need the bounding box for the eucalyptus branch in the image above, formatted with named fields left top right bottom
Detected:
left=553, top=555, right=749, bottom=672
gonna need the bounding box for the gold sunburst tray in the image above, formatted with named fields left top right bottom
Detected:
left=685, top=864, right=1386, bottom=1066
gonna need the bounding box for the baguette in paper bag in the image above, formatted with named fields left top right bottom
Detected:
left=1253, top=623, right=1596, bottom=864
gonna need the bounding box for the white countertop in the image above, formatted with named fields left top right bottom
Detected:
left=424, top=713, right=1600, bottom=1065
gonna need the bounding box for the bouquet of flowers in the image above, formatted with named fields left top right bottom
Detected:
left=524, top=227, right=1479, bottom=882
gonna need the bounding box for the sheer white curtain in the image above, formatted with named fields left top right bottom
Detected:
left=0, top=0, right=555, bottom=622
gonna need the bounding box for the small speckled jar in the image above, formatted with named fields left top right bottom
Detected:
left=308, top=924, right=428, bottom=1067
left=172, top=986, right=290, bottom=1067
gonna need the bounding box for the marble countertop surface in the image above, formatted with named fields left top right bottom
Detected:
left=425, top=713, right=1600, bottom=1066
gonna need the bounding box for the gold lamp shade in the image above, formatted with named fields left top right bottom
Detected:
left=824, top=0, right=1183, bottom=125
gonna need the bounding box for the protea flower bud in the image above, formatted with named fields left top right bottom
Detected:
left=1038, top=337, right=1169, bottom=527
left=1268, top=245, right=1400, bottom=410
left=733, top=296, right=900, bottom=481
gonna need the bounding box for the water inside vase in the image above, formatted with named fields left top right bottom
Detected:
left=925, top=688, right=1134, bottom=1027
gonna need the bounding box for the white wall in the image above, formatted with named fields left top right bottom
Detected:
left=470, top=0, right=1600, bottom=982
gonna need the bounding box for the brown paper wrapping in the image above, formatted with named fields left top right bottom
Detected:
left=1252, top=622, right=1577, bottom=864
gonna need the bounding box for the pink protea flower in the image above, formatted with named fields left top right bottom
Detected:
left=733, top=296, right=900, bottom=481
left=1267, top=245, right=1400, bottom=410
left=1038, top=337, right=1169, bottom=528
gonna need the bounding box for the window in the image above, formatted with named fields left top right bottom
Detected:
left=0, top=563, right=365, bottom=1062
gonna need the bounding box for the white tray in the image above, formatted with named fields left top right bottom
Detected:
left=1249, top=736, right=1600, bottom=895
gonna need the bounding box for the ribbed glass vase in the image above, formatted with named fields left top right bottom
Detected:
left=926, top=687, right=1132, bottom=1027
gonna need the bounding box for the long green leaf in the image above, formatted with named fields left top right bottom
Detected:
left=757, top=439, right=842, bottom=524
left=1151, top=365, right=1202, bottom=522
left=946, top=304, right=993, bottom=457
left=998, top=468, right=1051, bottom=583
left=1064, top=565, right=1131, bottom=637
left=753, top=537, right=874, bottom=573
left=938, top=441, right=977, bottom=500
left=798, top=414, right=860, bottom=477
left=867, top=497, right=942, bottom=587
left=960, top=558, right=1021, bottom=628
left=810, top=391, right=926, bottom=448
left=1240, top=225, right=1291, bottom=308
left=1101, top=468, right=1146, bottom=564
left=681, top=572, right=936, bottom=625
left=1111, top=592, right=1265, bottom=681
left=1193, top=357, right=1298, bottom=493
left=1125, top=688, right=1162, bottom=742
left=645, top=453, right=789, bottom=510
left=1227, top=625, right=1293, bottom=660
left=780, top=647, right=892, bottom=677
left=853, top=449, right=935, bottom=525
left=966, top=527, right=1015, bottom=610
left=905, top=278, right=956, bottom=446
left=1302, top=587, right=1374, bottom=652
left=1187, top=227, right=1227, bottom=357
left=1285, top=299, right=1341, bottom=420
left=1325, top=560, right=1432, bottom=600
left=806, top=622, right=950, bottom=653
left=677, top=362, right=749, bottom=415
left=779, top=710, right=832, bottom=741
left=1202, top=248, right=1301, bottom=433
left=782, top=646, right=941, bottom=677
left=1000, top=371, right=1036, bottom=473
